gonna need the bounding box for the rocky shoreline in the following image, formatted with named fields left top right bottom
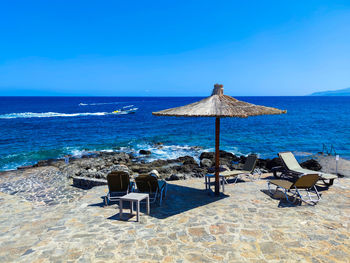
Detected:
left=2, top=148, right=329, bottom=187
left=1, top=147, right=346, bottom=204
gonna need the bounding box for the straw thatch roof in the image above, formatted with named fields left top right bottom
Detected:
left=152, top=84, right=287, bottom=118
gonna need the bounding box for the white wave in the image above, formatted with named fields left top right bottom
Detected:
left=100, top=149, right=114, bottom=153
left=123, top=105, right=134, bottom=109
left=67, top=149, right=87, bottom=157
left=0, top=112, right=110, bottom=119
left=79, top=102, right=121, bottom=106
left=133, top=143, right=250, bottom=163
left=135, top=144, right=204, bottom=162
left=223, top=146, right=245, bottom=157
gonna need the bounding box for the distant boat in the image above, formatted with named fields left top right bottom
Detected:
left=112, top=108, right=138, bottom=115
left=125, top=107, right=138, bottom=114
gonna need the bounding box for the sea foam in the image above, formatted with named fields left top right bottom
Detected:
left=0, top=112, right=110, bottom=119
left=79, top=102, right=120, bottom=106
left=0, top=109, right=138, bottom=119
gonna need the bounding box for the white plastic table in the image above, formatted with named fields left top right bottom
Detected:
left=205, top=174, right=226, bottom=192
left=119, top=193, right=150, bottom=222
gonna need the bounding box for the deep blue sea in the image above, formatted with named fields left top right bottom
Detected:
left=0, top=96, right=349, bottom=171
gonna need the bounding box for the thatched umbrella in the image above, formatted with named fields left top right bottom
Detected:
left=152, top=84, right=286, bottom=195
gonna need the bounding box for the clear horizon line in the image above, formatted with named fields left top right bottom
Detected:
left=0, top=95, right=321, bottom=97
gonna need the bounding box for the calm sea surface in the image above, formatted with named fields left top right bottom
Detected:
left=0, top=96, right=349, bottom=171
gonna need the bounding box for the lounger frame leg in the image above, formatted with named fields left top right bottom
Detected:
left=321, top=178, right=334, bottom=187
left=146, top=196, right=150, bottom=215
left=291, top=188, right=301, bottom=204
left=105, top=193, right=109, bottom=206
left=289, top=186, right=321, bottom=205
left=205, top=175, right=209, bottom=190
left=300, top=186, right=321, bottom=204
left=119, top=199, right=123, bottom=220
left=267, top=182, right=274, bottom=195
left=253, top=168, right=262, bottom=181
left=136, top=201, right=140, bottom=222
left=234, top=175, right=240, bottom=184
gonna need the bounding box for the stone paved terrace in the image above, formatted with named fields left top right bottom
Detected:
left=0, top=167, right=349, bottom=262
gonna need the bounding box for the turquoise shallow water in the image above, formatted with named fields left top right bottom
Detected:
left=0, top=96, right=349, bottom=171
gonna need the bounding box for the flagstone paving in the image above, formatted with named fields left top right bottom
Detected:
left=0, top=167, right=349, bottom=262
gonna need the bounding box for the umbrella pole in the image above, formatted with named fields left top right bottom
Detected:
left=215, top=117, right=220, bottom=195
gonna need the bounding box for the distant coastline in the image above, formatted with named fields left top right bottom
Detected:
left=310, top=87, right=350, bottom=96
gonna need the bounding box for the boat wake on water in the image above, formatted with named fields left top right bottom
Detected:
left=78, top=102, right=121, bottom=106
left=0, top=109, right=138, bottom=119
left=122, top=105, right=134, bottom=109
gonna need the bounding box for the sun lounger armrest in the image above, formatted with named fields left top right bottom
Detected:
left=271, top=166, right=283, bottom=171
left=320, top=173, right=338, bottom=180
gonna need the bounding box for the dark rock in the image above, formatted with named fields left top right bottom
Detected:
left=79, top=171, right=96, bottom=178
left=191, top=168, right=207, bottom=177
left=204, top=151, right=238, bottom=160
left=265, top=158, right=283, bottom=170
left=73, top=176, right=107, bottom=189
left=154, top=142, right=163, bottom=148
left=166, top=174, right=185, bottom=181
left=177, top=156, right=197, bottom=165
left=98, top=151, right=115, bottom=157
left=200, top=158, right=212, bottom=168
left=129, top=164, right=152, bottom=174
left=157, top=166, right=173, bottom=175
left=256, top=158, right=268, bottom=169
left=139, top=149, right=151, bottom=155
left=199, top=152, right=214, bottom=160
left=180, top=164, right=195, bottom=173
left=199, top=151, right=239, bottom=167
left=207, top=165, right=229, bottom=173
left=111, top=152, right=130, bottom=163
left=150, top=159, right=169, bottom=166
left=97, top=164, right=130, bottom=179
left=110, top=164, right=130, bottom=173
left=165, top=159, right=179, bottom=164
left=301, top=159, right=322, bottom=171
left=34, top=159, right=57, bottom=167
left=17, top=165, right=33, bottom=170
left=220, top=159, right=233, bottom=168
left=239, top=155, right=247, bottom=163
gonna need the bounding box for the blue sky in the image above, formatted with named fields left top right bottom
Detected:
left=0, top=0, right=349, bottom=96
